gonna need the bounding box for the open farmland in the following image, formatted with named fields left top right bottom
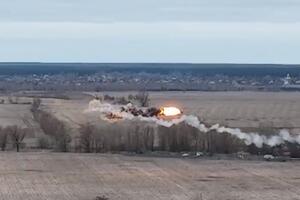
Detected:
left=0, top=97, right=44, bottom=147
left=1, top=91, right=300, bottom=149
left=0, top=152, right=299, bottom=200
left=149, top=91, right=300, bottom=131
left=2, top=91, right=300, bottom=132
left=86, top=91, right=300, bottom=132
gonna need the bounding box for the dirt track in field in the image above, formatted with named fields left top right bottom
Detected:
left=0, top=152, right=299, bottom=200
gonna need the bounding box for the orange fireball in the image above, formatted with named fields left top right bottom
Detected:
left=160, top=107, right=181, bottom=116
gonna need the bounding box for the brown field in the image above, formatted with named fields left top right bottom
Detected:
left=41, top=91, right=300, bottom=128
left=0, top=92, right=300, bottom=200
left=1, top=91, right=300, bottom=147
left=0, top=152, right=299, bottom=200
left=89, top=91, right=300, bottom=131
left=149, top=91, right=300, bottom=131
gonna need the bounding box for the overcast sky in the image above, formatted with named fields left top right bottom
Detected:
left=0, top=0, right=300, bottom=63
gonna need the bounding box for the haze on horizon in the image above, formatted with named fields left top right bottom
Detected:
left=0, top=0, right=300, bottom=64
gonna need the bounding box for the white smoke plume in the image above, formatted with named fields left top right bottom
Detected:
left=86, top=99, right=300, bottom=148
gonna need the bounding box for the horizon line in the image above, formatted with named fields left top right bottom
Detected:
left=0, top=62, right=299, bottom=66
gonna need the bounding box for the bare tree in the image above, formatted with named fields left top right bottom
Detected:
left=31, top=97, right=41, bottom=112
left=35, top=110, right=72, bottom=152
left=143, top=126, right=154, bottom=151
left=79, top=123, right=95, bottom=153
left=38, top=135, right=51, bottom=149
left=136, top=90, right=149, bottom=107
left=7, top=126, right=27, bottom=152
left=56, top=131, right=71, bottom=152
left=0, top=127, right=8, bottom=151
left=53, top=121, right=71, bottom=152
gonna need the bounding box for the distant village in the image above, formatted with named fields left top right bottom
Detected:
left=0, top=71, right=300, bottom=92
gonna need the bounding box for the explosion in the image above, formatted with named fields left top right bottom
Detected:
left=85, top=98, right=300, bottom=148
left=159, top=107, right=181, bottom=117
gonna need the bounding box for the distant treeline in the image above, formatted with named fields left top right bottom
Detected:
left=0, top=63, right=300, bottom=77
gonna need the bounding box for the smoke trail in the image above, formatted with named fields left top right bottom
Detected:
left=208, top=124, right=300, bottom=148
left=135, top=114, right=208, bottom=133
left=85, top=100, right=300, bottom=148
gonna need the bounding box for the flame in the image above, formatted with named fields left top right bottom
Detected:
left=160, top=107, right=181, bottom=116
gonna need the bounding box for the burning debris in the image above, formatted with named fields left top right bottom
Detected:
left=86, top=98, right=300, bottom=148
left=88, top=99, right=182, bottom=120
left=105, top=113, right=123, bottom=120
left=159, top=107, right=181, bottom=117
left=120, top=106, right=162, bottom=118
